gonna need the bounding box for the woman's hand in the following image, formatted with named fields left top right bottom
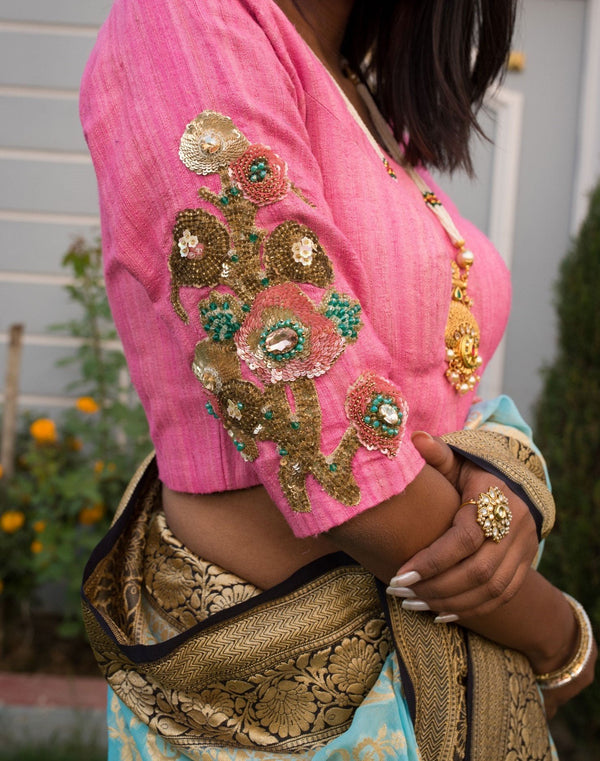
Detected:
left=388, top=432, right=539, bottom=619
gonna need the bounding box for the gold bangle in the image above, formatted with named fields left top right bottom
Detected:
left=461, top=485, right=512, bottom=543
left=535, top=593, right=594, bottom=690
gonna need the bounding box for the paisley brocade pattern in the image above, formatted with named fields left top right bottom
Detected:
left=168, top=110, right=410, bottom=514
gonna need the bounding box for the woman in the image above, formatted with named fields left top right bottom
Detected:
left=80, top=1, right=596, bottom=759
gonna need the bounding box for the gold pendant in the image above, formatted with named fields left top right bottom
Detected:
left=445, top=262, right=482, bottom=394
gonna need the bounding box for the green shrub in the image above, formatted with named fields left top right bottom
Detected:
left=0, top=238, right=150, bottom=635
left=535, top=182, right=600, bottom=750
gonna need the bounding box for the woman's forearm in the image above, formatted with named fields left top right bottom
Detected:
left=328, top=466, right=577, bottom=674
left=460, top=569, right=578, bottom=674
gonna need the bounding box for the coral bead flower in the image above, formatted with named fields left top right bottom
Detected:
left=76, top=396, right=100, bottom=414
left=235, top=283, right=345, bottom=384
left=30, top=418, right=57, bottom=445
left=345, top=372, right=408, bottom=457
left=229, top=145, right=290, bottom=206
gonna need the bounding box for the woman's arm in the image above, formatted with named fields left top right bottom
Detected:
left=326, top=457, right=596, bottom=712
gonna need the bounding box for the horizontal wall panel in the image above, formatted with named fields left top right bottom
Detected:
left=0, top=1, right=109, bottom=26
left=0, top=95, right=87, bottom=152
left=0, top=341, right=79, bottom=396
left=0, top=219, right=100, bottom=274
left=0, top=281, right=80, bottom=334
left=0, top=30, right=97, bottom=89
left=0, top=159, right=98, bottom=215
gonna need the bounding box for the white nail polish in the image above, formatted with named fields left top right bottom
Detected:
left=389, top=571, right=422, bottom=587
left=434, top=613, right=459, bottom=624
left=385, top=586, right=417, bottom=598
left=401, top=599, right=430, bottom=611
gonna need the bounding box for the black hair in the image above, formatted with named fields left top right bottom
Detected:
left=342, top=0, right=518, bottom=173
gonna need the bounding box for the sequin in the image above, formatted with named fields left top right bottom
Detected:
left=179, top=111, right=249, bottom=175
left=229, top=145, right=289, bottom=206
left=346, top=373, right=408, bottom=457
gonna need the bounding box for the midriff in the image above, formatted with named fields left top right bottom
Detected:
left=161, top=483, right=338, bottom=590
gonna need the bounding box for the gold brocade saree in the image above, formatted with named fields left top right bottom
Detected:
left=82, top=454, right=553, bottom=761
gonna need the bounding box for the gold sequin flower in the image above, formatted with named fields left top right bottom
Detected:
left=345, top=372, right=408, bottom=457
left=235, top=282, right=345, bottom=384
left=179, top=111, right=249, bottom=175
left=229, top=145, right=290, bottom=206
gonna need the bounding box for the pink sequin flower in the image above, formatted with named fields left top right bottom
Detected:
left=345, top=372, right=408, bottom=457
left=229, top=145, right=290, bottom=206
left=235, top=283, right=345, bottom=384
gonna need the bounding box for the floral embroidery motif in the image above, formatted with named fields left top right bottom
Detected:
left=171, top=111, right=409, bottom=512
left=345, top=372, right=408, bottom=457
left=179, top=111, right=249, bottom=175
left=229, top=144, right=289, bottom=206
left=235, top=283, right=345, bottom=384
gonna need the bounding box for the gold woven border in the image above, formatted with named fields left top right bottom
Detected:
left=441, top=430, right=555, bottom=538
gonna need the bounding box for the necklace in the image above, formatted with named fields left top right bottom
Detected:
left=332, top=68, right=483, bottom=394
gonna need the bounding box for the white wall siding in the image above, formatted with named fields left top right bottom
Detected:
left=0, top=4, right=103, bottom=410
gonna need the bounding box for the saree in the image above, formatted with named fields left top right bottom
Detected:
left=82, top=399, right=557, bottom=761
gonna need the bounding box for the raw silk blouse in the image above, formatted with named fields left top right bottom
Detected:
left=80, top=0, right=511, bottom=537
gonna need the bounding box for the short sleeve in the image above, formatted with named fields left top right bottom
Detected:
left=80, top=0, right=426, bottom=536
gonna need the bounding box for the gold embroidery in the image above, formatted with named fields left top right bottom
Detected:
left=168, top=111, right=410, bottom=513
left=441, top=429, right=555, bottom=538
left=83, top=467, right=392, bottom=753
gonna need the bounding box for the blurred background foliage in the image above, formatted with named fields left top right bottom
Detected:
left=0, top=239, right=150, bottom=641
left=535, top=181, right=600, bottom=756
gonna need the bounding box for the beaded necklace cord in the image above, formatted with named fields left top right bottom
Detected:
left=331, top=66, right=484, bottom=394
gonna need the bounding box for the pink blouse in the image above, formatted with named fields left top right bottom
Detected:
left=80, top=0, right=511, bottom=537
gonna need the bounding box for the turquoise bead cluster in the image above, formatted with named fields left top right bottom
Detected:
left=205, top=402, right=219, bottom=419
left=363, top=394, right=402, bottom=437
left=220, top=186, right=241, bottom=206
left=259, top=320, right=305, bottom=361
left=324, top=292, right=362, bottom=340
left=201, top=301, right=241, bottom=342
left=248, top=159, right=269, bottom=183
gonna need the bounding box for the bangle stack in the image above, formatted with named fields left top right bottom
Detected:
left=535, top=593, right=594, bottom=690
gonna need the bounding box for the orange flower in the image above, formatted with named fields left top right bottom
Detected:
left=76, top=396, right=100, bottom=414
left=31, top=540, right=43, bottom=554
left=0, top=464, right=3, bottom=479
left=66, top=436, right=83, bottom=451
left=106, top=462, right=117, bottom=474
left=30, top=418, right=57, bottom=445
left=33, top=520, right=46, bottom=533
left=1, top=510, right=26, bottom=534
left=0, top=579, right=4, bottom=595
left=78, top=503, right=105, bottom=526
left=93, top=460, right=105, bottom=475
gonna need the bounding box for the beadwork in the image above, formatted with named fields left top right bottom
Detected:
left=173, top=111, right=408, bottom=512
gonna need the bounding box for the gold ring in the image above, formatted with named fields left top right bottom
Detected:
left=461, top=486, right=512, bottom=543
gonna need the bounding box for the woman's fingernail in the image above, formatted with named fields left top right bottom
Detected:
left=412, top=431, right=433, bottom=442
left=434, top=613, right=459, bottom=624
left=389, top=571, right=422, bottom=587
left=401, top=599, right=430, bottom=611
left=385, top=586, right=417, bottom=598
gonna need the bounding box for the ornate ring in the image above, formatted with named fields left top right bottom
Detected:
left=462, top=486, right=512, bottom=543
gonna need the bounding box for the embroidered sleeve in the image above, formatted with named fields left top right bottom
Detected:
left=81, top=0, right=427, bottom=536
left=170, top=111, right=411, bottom=521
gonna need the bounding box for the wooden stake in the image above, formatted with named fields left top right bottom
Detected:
left=1, top=324, right=24, bottom=479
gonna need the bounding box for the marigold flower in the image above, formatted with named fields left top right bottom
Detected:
left=30, top=418, right=57, bottom=445
left=1, top=510, right=26, bottom=534
left=78, top=503, right=105, bottom=526
left=93, top=460, right=105, bottom=475
left=33, top=520, right=46, bottom=533
left=30, top=540, right=43, bottom=554
left=76, top=396, right=100, bottom=414
left=66, top=436, right=83, bottom=451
